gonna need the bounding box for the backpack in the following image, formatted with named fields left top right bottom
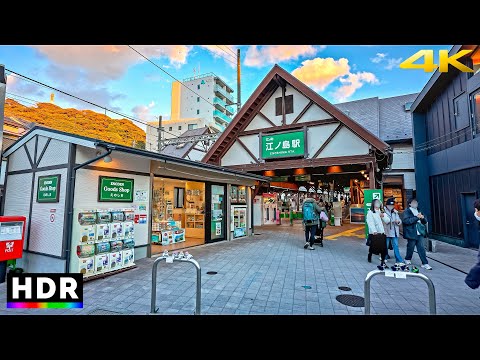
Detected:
left=303, top=201, right=318, bottom=222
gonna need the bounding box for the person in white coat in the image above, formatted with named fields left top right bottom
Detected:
left=381, top=197, right=404, bottom=265
left=366, top=198, right=387, bottom=264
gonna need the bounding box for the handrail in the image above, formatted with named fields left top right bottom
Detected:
left=151, top=256, right=201, bottom=315
left=364, top=269, right=436, bottom=315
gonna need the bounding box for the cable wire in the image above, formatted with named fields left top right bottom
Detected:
left=215, top=45, right=236, bottom=60
left=220, top=45, right=237, bottom=57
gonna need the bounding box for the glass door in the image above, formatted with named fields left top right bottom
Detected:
left=206, top=183, right=226, bottom=243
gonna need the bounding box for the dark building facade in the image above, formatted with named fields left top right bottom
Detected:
left=411, top=45, right=480, bottom=248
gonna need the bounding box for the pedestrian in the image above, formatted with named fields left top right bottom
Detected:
left=465, top=199, right=480, bottom=289
left=302, top=192, right=323, bottom=250
left=366, top=198, right=387, bottom=267
left=381, top=197, right=404, bottom=266
left=402, top=198, right=432, bottom=270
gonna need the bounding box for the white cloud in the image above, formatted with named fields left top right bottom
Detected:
left=370, top=53, right=387, bottom=63
left=291, top=57, right=378, bottom=101
left=31, top=45, right=192, bottom=82
left=132, top=101, right=156, bottom=121
left=244, top=45, right=324, bottom=67
left=334, top=72, right=379, bottom=101
left=370, top=52, right=403, bottom=70
left=6, top=74, right=47, bottom=100
left=291, top=57, right=350, bottom=91
left=201, top=45, right=237, bottom=67
left=385, top=57, right=403, bottom=70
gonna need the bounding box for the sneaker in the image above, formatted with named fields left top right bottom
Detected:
left=304, top=242, right=310, bottom=249
left=410, top=266, right=419, bottom=273
left=184, top=251, right=193, bottom=260
left=421, top=264, right=432, bottom=270
left=309, top=246, right=315, bottom=250
left=319, top=241, right=324, bottom=247
left=377, top=263, right=387, bottom=271
left=405, top=260, right=412, bottom=265
left=396, top=262, right=405, bottom=267
left=162, top=250, right=169, bottom=258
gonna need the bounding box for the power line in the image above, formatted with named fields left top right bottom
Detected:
left=413, top=126, right=470, bottom=148
left=5, top=69, right=181, bottom=139
left=215, top=45, right=236, bottom=60
left=204, top=47, right=236, bottom=65
left=127, top=45, right=220, bottom=110
left=219, top=45, right=237, bottom=57
left=395, top=130, right=472, bottom=154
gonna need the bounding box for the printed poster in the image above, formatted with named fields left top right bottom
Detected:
left=215, top=222, right=221, bottom=236
left=135, top=190, right=148, bottom=202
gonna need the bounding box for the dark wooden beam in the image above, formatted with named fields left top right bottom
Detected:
left=236, top=138, right=260, bottom=164
left=312, top=124, right=343, bottom=159
left=258, top=111, right=277, bottom=128
left=292, top=100, right=313, bottom=124
left=225, top=154, right=375, bottom=172
left=239, top=119, right=338, bottom=137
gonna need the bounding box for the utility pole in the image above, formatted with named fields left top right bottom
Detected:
left=237, top=48, right=241, bottom=112
left=157, top=115, right=162, bottom=153
left=0, top=65, right=5, bottom=283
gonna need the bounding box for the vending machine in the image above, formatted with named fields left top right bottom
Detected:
left=231, top=205, right=247, bottom=238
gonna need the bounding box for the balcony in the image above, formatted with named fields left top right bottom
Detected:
left=214, top=85, right=234, bottom=104
left=213, top=97, right=227, bottom=110
left=225, top=105, right=235, bottom=116
left=213, top=109, right=232, bottom=124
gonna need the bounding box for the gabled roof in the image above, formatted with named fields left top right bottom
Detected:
left=203, top=64, right=390, bottom=165
left=161, top=127, right=211, bottom=158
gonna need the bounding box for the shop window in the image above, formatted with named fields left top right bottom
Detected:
left=453, top=94, right=469, bottom=130
left=174, top=187, right=185, bottom=208
left=275, top=95, right=294, bottom=116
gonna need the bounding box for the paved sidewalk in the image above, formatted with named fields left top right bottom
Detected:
left=1, top=223, right=479, bottom=315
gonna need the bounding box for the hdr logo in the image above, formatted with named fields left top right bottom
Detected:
left=6, top=273, right=83, bottom=309
left=5, top=242, right=14, bottom=253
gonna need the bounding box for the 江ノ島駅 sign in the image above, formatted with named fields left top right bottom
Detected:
left=37, top=175, right=61, bottom=203
left=261, top=130, right=305, bottom=159
left=98, top=176, right=134, bottom=202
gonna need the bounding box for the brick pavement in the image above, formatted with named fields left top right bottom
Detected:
left=0, top=223, right=479, bottom=315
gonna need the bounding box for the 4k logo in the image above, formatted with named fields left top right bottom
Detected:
left=399, top=50, right=474, bottom=73
left=5, top=242, right=14, bottom=253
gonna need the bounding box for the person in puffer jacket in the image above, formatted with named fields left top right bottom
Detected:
left=465, top=199, right=480, bottom=289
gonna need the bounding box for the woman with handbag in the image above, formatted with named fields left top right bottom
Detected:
left=402, top=198, right=432, bottom=270
left=366, top=198, right=387, bottom=269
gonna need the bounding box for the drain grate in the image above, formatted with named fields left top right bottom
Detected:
left=335, top=295, right=364, bottom=307
left=302, top=285, right=312, bottom=289
left=206, top=271, right=218, bottom=275
left=338, top=286, right=352, bottom=291
left=88, top=308, right=132, bottom=315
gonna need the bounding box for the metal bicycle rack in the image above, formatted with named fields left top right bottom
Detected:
left=151, top=256, right=201, bottom=315
left=364, top=269, right=436, bottom=315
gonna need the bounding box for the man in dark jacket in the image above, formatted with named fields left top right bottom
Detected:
left=465, top=199, right=480, bottom=289
left=402, top=198, right=432, bottom=270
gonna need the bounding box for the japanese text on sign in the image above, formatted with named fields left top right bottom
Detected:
left=261, top=131, right=305, bottom=159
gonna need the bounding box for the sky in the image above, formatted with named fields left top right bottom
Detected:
left=0, top=45, right=451, bottom=131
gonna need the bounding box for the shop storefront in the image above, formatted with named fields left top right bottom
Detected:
left=1, top=127, right=268, bottom=277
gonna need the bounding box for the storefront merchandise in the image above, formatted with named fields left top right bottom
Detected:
left=71, top=208, right=136, bottom=277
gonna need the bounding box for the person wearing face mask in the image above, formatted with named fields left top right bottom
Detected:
left=366, top=198, right=387, bottom=267
left=465, top=199, right=480, bottom=289
left=381, top=198, right=404, bottom=266
left=402, top=198, right=432, bottom=270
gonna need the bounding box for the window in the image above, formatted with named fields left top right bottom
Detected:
left=197, top=109, right=200, bottom=115
left=188, top=124, right=197, bottom=130
left=197, top=84, right=200, bottom=90
left=471, top=47, right=480, bottom=75
left=168, top=126, right=172, bottom=131
left=178, top=126, right=182, bottom=130
left=275, top=94, right=294, bottom=116
left=453, top=94, right=469, bottom=130
left=197, top=97, right=200, bottom=102
left=404, top=102, right=413, bottom=111
left=473, top=91, right=480, bottom=134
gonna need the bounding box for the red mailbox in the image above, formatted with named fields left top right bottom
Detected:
left=0, top=216, right=26, bottom=262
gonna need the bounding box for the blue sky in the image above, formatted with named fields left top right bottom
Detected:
left=0, top=45, right=450, bottom=131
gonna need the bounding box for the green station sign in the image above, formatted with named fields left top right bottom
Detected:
left=98, top=176, right=134, bottom=202
left=37, top=175, right=61, bottom=203
left=271, top=176, right=289, bottom=182
left=261, top=130, right=305, bottom=159
left=294, top=174, right=311, bottom=182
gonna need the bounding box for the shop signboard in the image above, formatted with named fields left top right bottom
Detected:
left=363, top=189, right=383, bottom=238
left=271, top=176, right=289, bottom=182
left=294, top=174, right=311, bottom=182
left=261, top=130, right=305, bottom=159
left=98, top=176, right=134, bottom=202
left=37, top=175, right=61, bottom=203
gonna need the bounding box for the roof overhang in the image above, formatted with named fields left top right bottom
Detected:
left=3, top=126, right=270, bottom=183
left=411, top=45, right=478, bottom=113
